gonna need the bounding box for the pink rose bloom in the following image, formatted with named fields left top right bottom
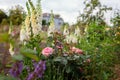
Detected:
left=71, top=47, right=83, bottom=54
left=71, top=47, right=76, bottom=52
left=42, top=47, right=54, bottom=57
left=75, top=48, right=83, bottom=54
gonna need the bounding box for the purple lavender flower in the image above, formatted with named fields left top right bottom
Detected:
left=26, top=60, right=46, bottom=80
left=32, top=60, right=37, bottom=68
left=26, top=66, right=30, bottom=73
left=9, top=61, right=23, bottom=78
left=26, top=72, right=36, bottom=80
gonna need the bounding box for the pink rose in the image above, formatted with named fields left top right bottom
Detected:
left=75, top=49, right=83, bottom=54
left=71, top=47, right=83, bottom=54
left=71, top=47, right=76, bottom=52
left=42, top=47, right=54, bottom=57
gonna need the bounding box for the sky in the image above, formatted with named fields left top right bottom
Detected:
left=0, top=0, right=120, bottom=25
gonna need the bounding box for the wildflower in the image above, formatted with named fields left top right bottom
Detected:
left=26, top=61, right=46, bottom=80
left=34, top=61, right=46, bottom=77
left=27, top=72, right=35, bottom=80
left=9, top=61, right=23, bottom=78
left=42, top=47, right=54, bottom=57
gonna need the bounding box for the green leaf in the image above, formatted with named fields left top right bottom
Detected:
left=66, top=66, right=71, bottom=73
left=12, top=54, right=24, bottom=60
left=54, top=57, right=68, bottom=65
left=20, top=47, right=39, bottom=61
left=0, top=33, right=9, bottom=42
left=0, top=75, right=17, bottom=80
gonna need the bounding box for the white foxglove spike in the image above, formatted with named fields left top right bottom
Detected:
left=65, top=33, right=78, bottom=44
left=47, top=10, right=55, bottom=37
left=20, top=24, right=28, bottom=42
left=31, top=10, right=41, bottom=36
left=25, top=15, right=31, bottom=38
left=9, top=43, right=14, bottom=56
left=36, top=0, right=42, bottom=30
left=65, top=35, right=71, bottom=43
left=70, top=34, right=78, bottom=43
left=63, top=26, right=69, bottom=36
left=74, top=26, right=80, bottom=37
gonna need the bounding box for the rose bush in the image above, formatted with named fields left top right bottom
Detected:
left=42, top=47, right=54, bottom=57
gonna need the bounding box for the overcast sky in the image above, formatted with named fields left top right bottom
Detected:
left=0, top=0, right=120, bottom=25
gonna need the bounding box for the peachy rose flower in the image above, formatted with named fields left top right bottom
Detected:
left=75, top=48, right=83, bottom=54
left=42, top=47, right=54, bottom=57
left=71, top=47, right=76, bottom=52
left=71, top=47, right=83, bottom=54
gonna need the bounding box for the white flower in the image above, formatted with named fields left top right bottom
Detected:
left=25, top=15, right=31, bottom=38
left=71, top=34, right=78, bottom=43
left=20, top=25, right=28, bottom=42
left=31, top=10, right=41, bottom=36
left=47, top=25, right=55, bottom=37
left=84, top=26, right=88, bottom=34
left=36, top=0, right=42, bottom=30
left=74, top=26, right=80, bottom=37
left=65, top=33, right=78, bottom=44
left=63, top=26, right=69, bottom=36
left=47, top=10, right=55, bottom=37
left=9, top=43, right=14, bottom=56
left=65, top=35, right=71, bottom=43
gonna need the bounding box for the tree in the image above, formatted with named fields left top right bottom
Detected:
left=9, top=5, right=26, bottom=25
left=111, top=9, right=120, bottom=27
left=77, top=0, right=112, bottom=25
left=0, top=9, right=8, bottom=24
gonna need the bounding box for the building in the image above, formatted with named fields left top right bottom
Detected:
left=42, top=13, right=64, bottom=29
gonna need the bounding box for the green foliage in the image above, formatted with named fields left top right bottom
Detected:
left=9, top=5, right=26, bottom=25
left=26, top=2, right=31, bottom=15
left=0, top=75, right=17, bottom=80
left=20, top=47, right=39, bottom=61
left=0, top=9, right=8, bottom=24
left=0, top=33, right=9, bottom=42
left=111, top=10, right=120, bottom=27
left=12, top=54, right=24, bottom=61
left=78, top=0, right=112, bottom=25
